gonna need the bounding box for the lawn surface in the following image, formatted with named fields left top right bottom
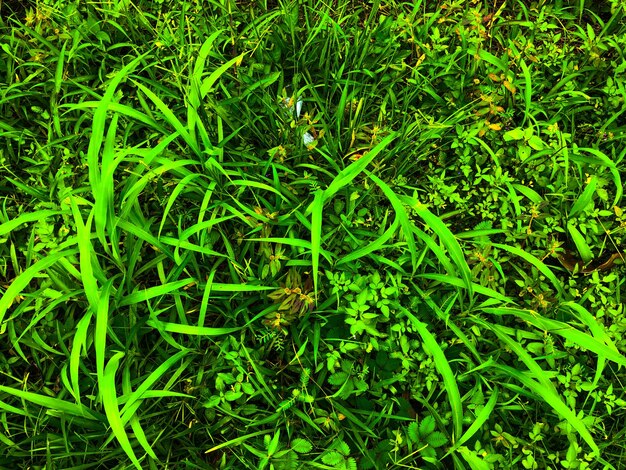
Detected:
left=1, top=0, right=626, bottom=468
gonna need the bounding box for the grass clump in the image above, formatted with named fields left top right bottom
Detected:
left=1, top=0, right=626, bottom=468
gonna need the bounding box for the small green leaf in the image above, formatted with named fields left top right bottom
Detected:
left=570, top=176, right=597, bottom=217
left=419, top=415, right=436, bottom=437
left=527, top=135, right=545, bottom=150
left=203, top=395, right=221, bottom=408
left=337, top=440, right=351, bottom=455
left=567, top=223, right=593, bottom=264
left=267, top=430, right=281, bottom=457
left=291, top=438, right=313, bottom=454
left=328, top=371, right=349, bottom=386
left=458, top=446, right=491, bottom=470
left=224, top=390, right=243, bottom=401
left=346, top=457, right=358, bottom=470
left=322, top=451, right=344, bottom=466
left=408, top=422, right=420, bottom=443
left=504, top=128, right=525, bottom=141
left=426, top=432, right=448, bottom=448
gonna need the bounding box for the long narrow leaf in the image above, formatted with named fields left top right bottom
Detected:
left=410, top=201, right=473, bottom=299
left=367, top=172, right=418, bottom=272
left=102, top=352, right=142, bottom=469
left=0, top=249, right=78, bottom=325
left=401, top=308, right=463, bottom=442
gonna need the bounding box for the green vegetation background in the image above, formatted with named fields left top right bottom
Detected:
left=1, top=0, right=626, bottom=468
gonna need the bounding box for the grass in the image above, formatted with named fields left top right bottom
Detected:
left=1, top=0, right=626, bottom=468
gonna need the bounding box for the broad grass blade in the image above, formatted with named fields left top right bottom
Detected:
left=402, top=308, right=463, bottom=442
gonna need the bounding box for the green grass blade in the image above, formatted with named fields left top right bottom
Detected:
left=119, top=350, right=188, bottom=422
left=200, top=53, right=245, bottom=98
left=475, top=317, right=559, bottom=395
left=492, top=364, right=599, bottom=455
left=69, top=310, right=94, bottom=403
left=246, top=237, right=334, bottom=263
left=132, top=81, right=200, bottom=157
left=483, top=307, right=626, bottom=368
left=519, top=58, right=532, bottom=125
left=491, top=243, right=564, bottom=297
left=401, top=307, right=463, bottom=442
left=0, top=210, right=67, bottom=237
left=446, top=387, right=498, bottom=456
left=119, top=278, right=196, bottom=307
left=410, top=201, right=473, bottom=299
left=70, top=199, right=101, bottom=310
left=367, top=172, right=418, bottom=273
left=310, top=190, right=324, bottom=299
left=567, top=223, right=593, bottom=264
left=336, top=219, right=399, bottom=266
left=321, top=132, right=397, bottom=203
left=87, top=53, right=148, bottom=192
left=0, top=386, right=103, bottom=421
left=569, top=175, right=597, bottom=217
left=205, top=430, right=272, bottom=455
left=0, top=249, right=78, bottom=326
left=571, top=148, right=622, bottom=206
left=102, top=351, right=142, bottom=469
left=147, top=318, right=241, bottom=336
left=96, top=279, right=114, bottom=402
left=94, top=113, right=120, bottom=261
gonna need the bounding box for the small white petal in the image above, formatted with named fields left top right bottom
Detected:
left=295, top=98, right=303, bottom=118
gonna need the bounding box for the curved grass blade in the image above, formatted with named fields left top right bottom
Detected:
left=367, top=172, right=418, bottom=273
left=94, top=113, right=120, bottom=262
left=483, top=307, right=626, bottom=368
left=0, top=210, right=66, bottom=237
left=70, top=199, right=101, bottom=310
left=0, top=249, right=79, bottom=325
left=409, top=201, right=473, bottom=299
left=415, top=273, right=515, bottom=304
left=519, top=58, right=532, bottom=125
left=87, top=53, right=148, bottom=192
left=413, top=226, right=456, bottom=275
left=247, top=237, right=334, bottom=263
left=475, top=317, right=559, bottom=395
left=336, top=219, right=399, bottom=266
left=491, top=242, right=564, bottom=297
left=205, top=430, right=272, bottom=455
left=200, top=52, right=246, bottom=98
left=401, top=307, right=463, bottom=442
left=69, top=310, right=94, bottom=403
left=310, top=190, right=324, bottom=299
left=412, top=285, right=481, bottom=361
left=102, top=352, right=142, bottom=469
left=96, top=279, right=114, bottom=403
left=119, top=278, right=196, bottom=307
left=0, top=386, right=103, bottom=422
left=567, top=223, right=593, bottom=264
left=492, top=363, right=599, bottom=455
left=132, top=81, right=200, bottom=157
left=157, top=174, right=202, bottom=238
left=445, top=387, right=498, bottom=457
left=226, top=180, right=290, bottom=202
left=321, top=132, right=397, bottom=202
left=571, top=148, right=622, bottom=206
left=569, top=175, right=597, bottom=218
left=147, top=318, right=241, bottom=336
left=119, top=349, right=189, bottom=422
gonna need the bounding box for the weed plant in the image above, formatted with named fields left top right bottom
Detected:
left=1, top=0, right=626, bottom=468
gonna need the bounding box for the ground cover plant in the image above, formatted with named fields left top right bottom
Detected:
left=1, top=0, right=626, bottom=468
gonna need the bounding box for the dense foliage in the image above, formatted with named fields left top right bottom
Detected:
left=1, top=0, right=626, bottom=468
